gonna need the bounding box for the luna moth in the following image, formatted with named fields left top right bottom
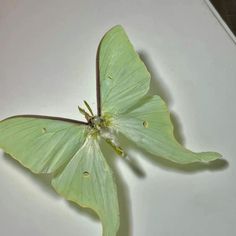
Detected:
left=0, top=25, right=221, bottom=236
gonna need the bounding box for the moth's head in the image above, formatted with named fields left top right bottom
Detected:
left=88, top=116, right=103, bottom=129
left=78, top=101, right=112, bottom=131
left=88, top=114, right=112, bottom=130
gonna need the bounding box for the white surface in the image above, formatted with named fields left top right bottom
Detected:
left=0, top=0, right=235, bottom=235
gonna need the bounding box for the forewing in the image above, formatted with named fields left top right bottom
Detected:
left=114, top=96, right=221, bottom=164
left=52, top=137, right=119, bottom=236
left=98, top=25, right=150, bottom=115
left=0, top=117, right=88, bottom=173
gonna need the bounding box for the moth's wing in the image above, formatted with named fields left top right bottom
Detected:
left=114, top=96, right=221, bottom=164
left=98, top=25, right=150, bottom=115
left=0, top=117, right=88, bottom=173
left=52, top=137, right=119, bottom=236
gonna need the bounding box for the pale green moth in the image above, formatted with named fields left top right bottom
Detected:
left=0, top=25, right=221, bottom=236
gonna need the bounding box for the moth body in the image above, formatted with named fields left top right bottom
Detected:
left=85, top=110, right=125, bottom=157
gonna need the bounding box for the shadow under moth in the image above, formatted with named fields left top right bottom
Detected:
left=0, top=25, right=221, bottom=236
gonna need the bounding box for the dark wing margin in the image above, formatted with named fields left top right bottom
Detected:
left=96, top=40, right=102, bottom=116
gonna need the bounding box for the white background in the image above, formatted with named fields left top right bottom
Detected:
left=0, top=0, right=235, bottom=235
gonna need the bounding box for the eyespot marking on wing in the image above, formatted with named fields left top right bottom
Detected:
left=42, top=128, right=47, bottom=133
left=83, top=171, right=90, bottom=177
left=143, top=121, right=149, bottom=128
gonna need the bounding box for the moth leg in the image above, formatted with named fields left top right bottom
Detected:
left=105, top=138, right=125, bottom=157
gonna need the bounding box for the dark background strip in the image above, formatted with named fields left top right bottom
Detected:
left=210, top=0, right=236, bottom=35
